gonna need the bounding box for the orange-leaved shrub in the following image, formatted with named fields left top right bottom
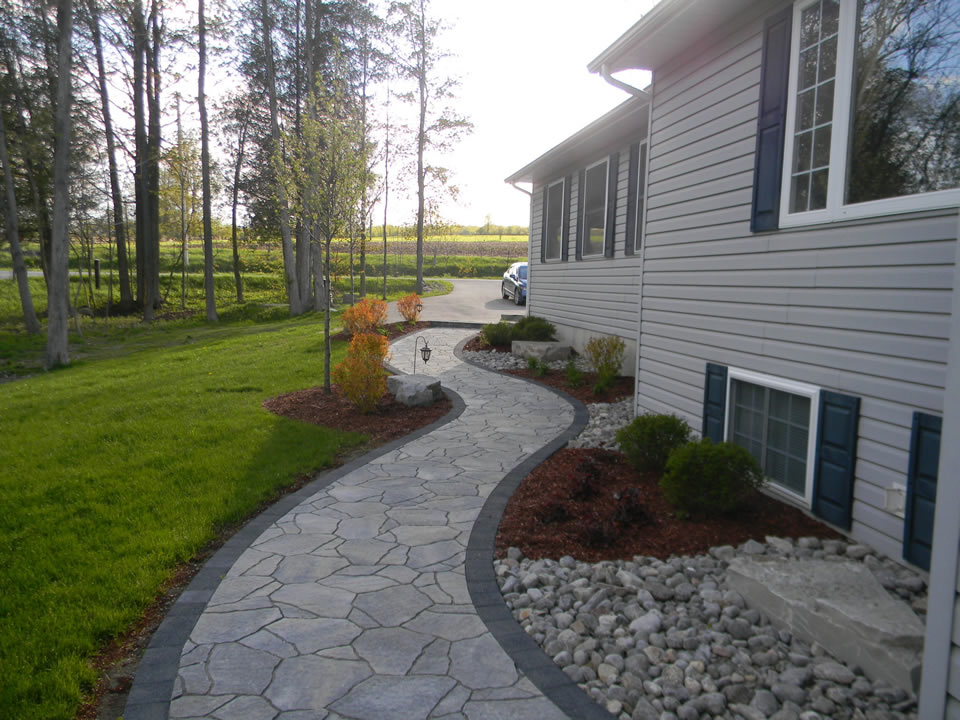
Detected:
left=396, top=293, right=422, bottom=322
left=342, top=298, right=387, bottom=336
left=332, top=332, right=391, bottom=413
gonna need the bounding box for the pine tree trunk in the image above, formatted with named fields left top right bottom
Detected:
left=45, top=0, right=73, bottom=368
left=132, top=0, right=147, bottom=313
left=88, top=0, right=132, bottom=311
left=198, top=0, right=217, bottom=322
left=260, top=0, right=304, bottom=315
left=231, top=114, right=247, bottom=303
left=0, top=108, right=40, bottom=334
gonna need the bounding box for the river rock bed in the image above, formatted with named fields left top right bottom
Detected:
left=462, top=348, right=592, bottom=373
left=495, top=538, right=926, bottom=720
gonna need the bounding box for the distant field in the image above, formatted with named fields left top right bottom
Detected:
left=1, top=234, right=529, bottom=271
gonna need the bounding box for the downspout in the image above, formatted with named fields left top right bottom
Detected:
left=600, top=63, right=650, bottom=414
left=600, top=63, right=647, bottom=97
left=508, top=181, right=534, bottom=317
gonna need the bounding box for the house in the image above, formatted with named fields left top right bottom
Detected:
left=507, top=0, right=959, bottom=713
left=505, top=94, right=650, bottom=376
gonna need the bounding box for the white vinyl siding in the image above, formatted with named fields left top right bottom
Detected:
left=529, top=142, right=644, bottom=345
left=637, top=0, right=959, bottom=560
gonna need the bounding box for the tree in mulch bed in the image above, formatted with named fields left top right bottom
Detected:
left=331, top=332, right=390, bottom=413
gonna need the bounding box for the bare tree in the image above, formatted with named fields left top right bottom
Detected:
left=388, top=0, right=471, bottom=294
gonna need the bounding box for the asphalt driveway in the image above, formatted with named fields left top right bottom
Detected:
left=386, top=278, right=522, bottom=325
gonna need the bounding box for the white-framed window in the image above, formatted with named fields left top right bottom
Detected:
left=780, top=0, right=960, bottom=227
left=634, top=142, right=648, bottom=253
left=724, top=368, right=821, bottom=506
left=544, top=178, right=565, bottom=261
left=581, top=158, right=608, bottom=257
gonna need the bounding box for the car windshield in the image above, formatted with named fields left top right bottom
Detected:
left=518, top=265, right=527, bottom=280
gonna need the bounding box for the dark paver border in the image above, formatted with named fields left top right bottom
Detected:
left=124, top=386, right=467, bottom=720
left=456, top=336, right=615, bottom=720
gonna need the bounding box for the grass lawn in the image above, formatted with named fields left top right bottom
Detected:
left=0, top=278, right=451, bottom=719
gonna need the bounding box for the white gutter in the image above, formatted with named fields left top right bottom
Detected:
left=508, top=181, right=532, bottom=197
left=599, top=63, right=647, bottom=97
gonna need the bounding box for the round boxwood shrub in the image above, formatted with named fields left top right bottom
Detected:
left=616, top=413, right=692, bottom=474
left=481, top=321, right=514, bottom=347
left=660, top=438, right=764, bottom=517
left=511, top=315, right=556, bottom=342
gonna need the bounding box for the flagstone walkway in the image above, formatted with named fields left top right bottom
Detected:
left=125, top=327, right=603, bottom=720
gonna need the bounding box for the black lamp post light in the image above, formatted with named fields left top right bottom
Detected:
left=413, top=336, right=431, bottom=374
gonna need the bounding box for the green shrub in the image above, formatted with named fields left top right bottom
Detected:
left=527, top=356, right=548, bottom=377
left=585, top=335, right=625, bottom=377
left=481, top=321, right=514, bottom=346
left=511, top=315, right=556, bottom=342
left=616, top=413, right=692, bottom=474
left=565, top=359, right=584, bottom=387
left=660, top=438, right=764, bottom=517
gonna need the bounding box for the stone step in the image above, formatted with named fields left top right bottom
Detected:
left=726, top=556, right=924, bottom=692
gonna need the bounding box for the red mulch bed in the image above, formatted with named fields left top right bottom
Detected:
left=505, top=368, right=634, bottom=404
left=263, top=385, right=451, bottom=445
left=330, top=320, right=432, bottom=344
left=496, top=448, right=841, bottom=562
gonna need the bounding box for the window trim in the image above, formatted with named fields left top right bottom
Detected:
left=543, top=177, right=566, bottom=261
left=723, top=367, right=821, bottom=507
left=778, top=0, right=960, bottom=229
left=580, top=157, right=609, bottom=259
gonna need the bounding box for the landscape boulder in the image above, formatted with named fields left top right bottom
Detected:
left=387, top=374, right=443, bottom=407
left=511, top=341, right=572, bottom=363
left=726, top=556, right=924, bottom=692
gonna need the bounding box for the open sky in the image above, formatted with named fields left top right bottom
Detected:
left=390, top=0, right=657, bottom=228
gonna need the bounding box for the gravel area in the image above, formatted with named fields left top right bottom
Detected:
left=467, top=347, right=926, bottom=720
left=495, top=539, right=925, bottom=720
left=462, top=349, right=593, bottom=373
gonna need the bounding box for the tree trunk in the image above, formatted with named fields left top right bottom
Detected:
left=312, top=239, right=324, bottom=311
left=145, top=0, right=162, bottom=318
left=45, top=0, right=73, bottom=368
left=132, top=0, right=147, bottom=313
left=231, top=112, right=248, bottom=303
left=323, top=235, right=331, bottom=392
left=382, top=92, right=390, bottom=301
left=0, top=107, right=40, bottom=334
left=414, top=0, right=427, bottom=295
left=177, top=96, right=187, bottom=310
left=2, top=46, right=52, bottom=289
left=198, top=0, right=217, bottom=322
left=88, top=0, right=132, bottom=311
left=260, top=0, right=304, bottom=315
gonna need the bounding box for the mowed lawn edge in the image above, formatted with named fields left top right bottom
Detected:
left=0, top=316, right=367, bottom=719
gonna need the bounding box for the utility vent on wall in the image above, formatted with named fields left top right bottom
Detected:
left=885, top=483, right=906, bottom=518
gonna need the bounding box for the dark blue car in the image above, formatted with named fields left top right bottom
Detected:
left=501, top=262, right=527, bottom=305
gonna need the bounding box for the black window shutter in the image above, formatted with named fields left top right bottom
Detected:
left=812, top=391, right=860, bottom=530
left=750, top=7, right=792, bottom=233
left=539, top=186, right=548, bottom=263
left=575, top=168, right=585, bottom=260
left=561, top=175, right=572, bottom=261
left=604, top=153, right=619, bottom=258
left=903, top=412, right=941, bottom=570
left=624, top=144, right=640, bottom=256
left=701, top=363, right=728, bottom=442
